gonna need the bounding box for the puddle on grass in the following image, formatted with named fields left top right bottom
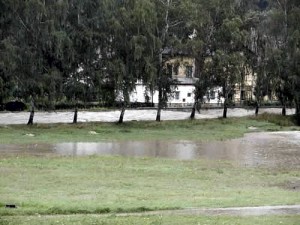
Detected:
left=0, top=131, right=299, bottom=168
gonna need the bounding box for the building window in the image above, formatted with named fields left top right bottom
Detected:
left=187, top=93, right=192, bottom=97
left=185, top=66, right=193, bottom=78
left=175, top=91, right=180, bottom=100
left=182, top=98, right=186, bottom=102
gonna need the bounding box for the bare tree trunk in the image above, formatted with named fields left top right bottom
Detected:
left=190, top=102, right=197, bottom=119
left=73, top=107, right=78, bottom=124
left=156, top=107, right=161, bottom=122
left=296, top=100, right=300, bottom=125
left=156, top=48, right=163, bottom=122
left=296, top=100, right=300, bottom=115
left=156, top=87, right=162, bottom=122
left=282, top=103, right=286, bottom=116
left=223, top=99, right=227, bottom=118
left=255, top=101, right=259, bottom=116
left=118, top=105, right=126, bottom=124
left=27, top=106, right=34, bottom=125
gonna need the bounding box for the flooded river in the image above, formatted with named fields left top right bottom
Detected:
left=0, top=108, right=295, bottom=124
left=0, top=131, right=299, bottom=168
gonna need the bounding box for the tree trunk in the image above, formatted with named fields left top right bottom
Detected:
left=27, top=107, right=34, bottom=125
left=118, top=106, right=126, bottom=124
left=296, top=102, right=300, bottom=115
left=190, top=102, right=197, bottom=119
left=223, top=100, right=227, bottom=118
left=156, top=87, right=162, bottom=122
left=156, top=105, right=161, bottom=122
left=282, top=103, right=286, bottom=116
left=255, top=101, right=259, bottom=116
left=295, top=98, right=300, bottom=125
left=73, top=108, right=78, bottom=124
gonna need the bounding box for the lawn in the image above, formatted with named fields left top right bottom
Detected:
left=1, top=215, right=300, bottom=225
left=0, top=155, right=299, bottom=216
left=0, top=114, right=299, bottom=224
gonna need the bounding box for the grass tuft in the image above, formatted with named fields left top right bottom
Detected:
left=253, top=113, right=297, bottom=127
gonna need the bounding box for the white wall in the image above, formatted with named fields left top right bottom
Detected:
left=128, top=84, right=224, bottom=106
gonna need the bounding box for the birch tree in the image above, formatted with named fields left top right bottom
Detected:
left=153, top=0, right=194, bottom=121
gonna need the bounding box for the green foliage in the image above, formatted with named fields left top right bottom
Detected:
left=0, top=0, right=299, bottom=114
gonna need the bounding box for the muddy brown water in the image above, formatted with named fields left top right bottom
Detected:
left=0, top=131, right=299, bottom=168
left=0, top=108, right=295, bottom=124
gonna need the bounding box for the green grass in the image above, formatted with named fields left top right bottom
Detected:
left=0, top=156, right=299, bottom=216
left=0, top=114, right=298, bottom=144
left=0, top=114, right=299, bottom=223
left=1, top=215, right=300, bottom=225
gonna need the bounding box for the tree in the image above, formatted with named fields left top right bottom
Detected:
left=264, top=0, right=300, bottom=116
left=210, top=12, right=247, bottom=118
left=187, top=0, right=224, bottom=119
left=241, top=4, right=270, bottom=116
left=107, top=0, right=158, bottom=123
left=153, top=0, right=194, bottom=121
left=190, top=62, right=213, bottom=119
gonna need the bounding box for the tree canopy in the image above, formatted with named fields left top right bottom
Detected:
left=0, top=0, right=299, bottom=123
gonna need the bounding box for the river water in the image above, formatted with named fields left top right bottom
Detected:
left=1, top=131, right=299, bottom=168
left=0, top=108, right=295, bottom=125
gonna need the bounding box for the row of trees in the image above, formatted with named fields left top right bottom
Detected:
left=0, top=0, right=299, bottom=124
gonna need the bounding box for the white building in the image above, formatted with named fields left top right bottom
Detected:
left=128, top=56, right=224, bottom=107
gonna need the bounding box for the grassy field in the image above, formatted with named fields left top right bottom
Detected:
left=0, top=155, right=299, bottom=215
left=1, top=215, right=300, bottom=225
left=0, top=114, right=299, bottom=224
left=0, top=114, right=299, bottom=144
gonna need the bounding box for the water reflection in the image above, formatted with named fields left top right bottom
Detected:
left=54, top=141, right=198, bottom=160
left=0, top=131, right=299, bottom=168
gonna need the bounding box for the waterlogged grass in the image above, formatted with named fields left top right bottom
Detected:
left=0, top=114, right=298, bottom=144
left=0, top=114, right=299, bottom=223
left=0, top=156, right=299, bottom=216
left=1, top=215, right=300, bottom=225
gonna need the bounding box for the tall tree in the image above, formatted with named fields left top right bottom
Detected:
left=153, top=0, right=194, bottom=121
left=108, top=0, right=158, bottom=123
left=208, top=1, right=247, bottom=118
left=265, top=0, right=299, bottom=116
left=243, top=7, right=270, bottom=116
left=187, top=0, right=223, bottom=119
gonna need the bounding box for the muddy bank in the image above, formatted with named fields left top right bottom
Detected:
left=0, top=108, right=295, bottom=125
left=0, top=131, right=299, bottom=168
